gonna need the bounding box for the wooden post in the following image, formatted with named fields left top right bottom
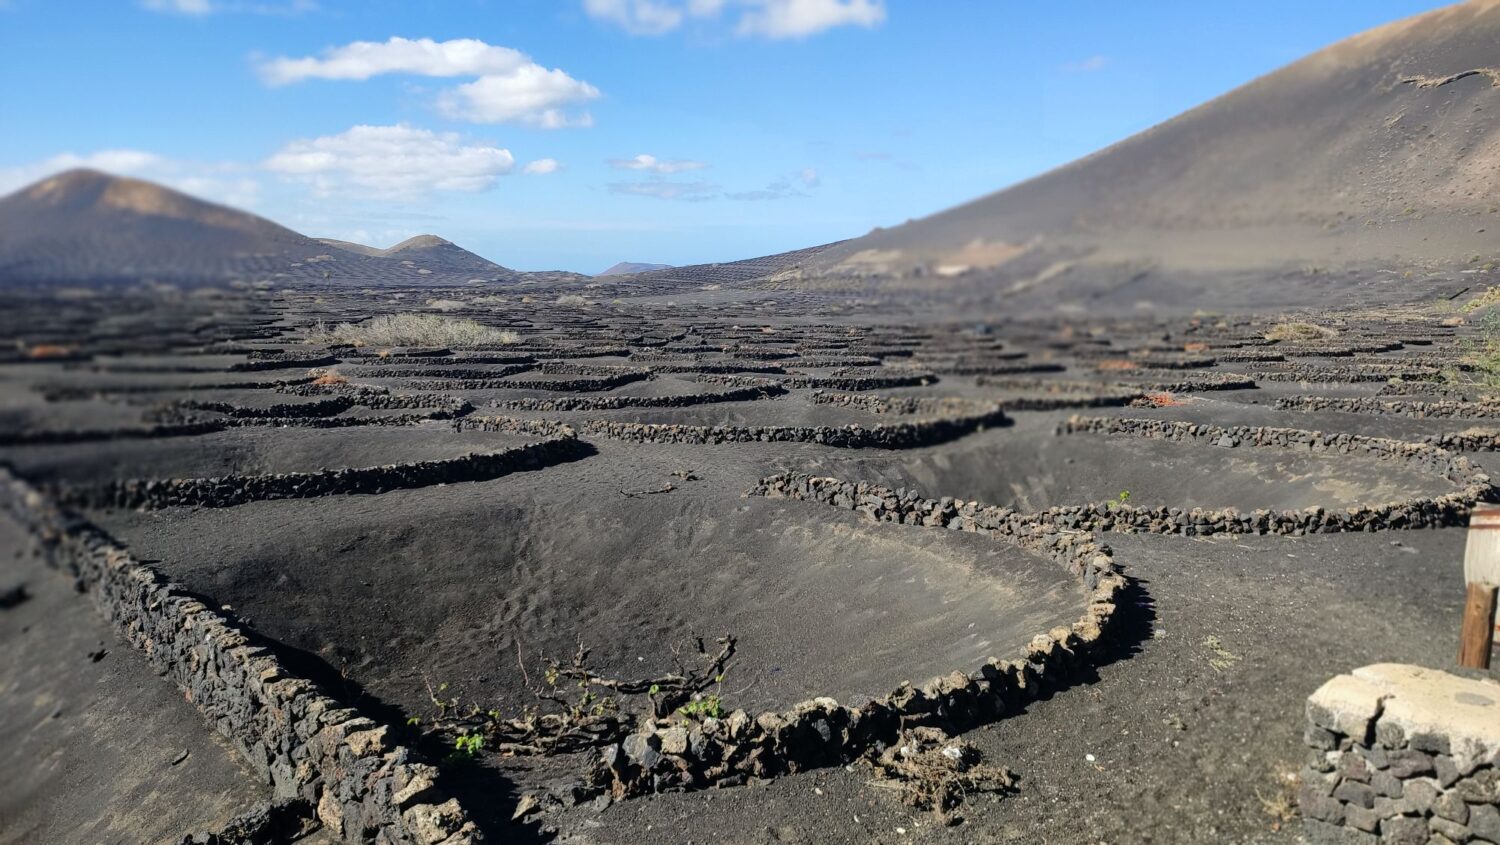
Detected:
left=1462, top=505, right=1500, bottom=669
left=1458, top=582, right=1497, bottom=669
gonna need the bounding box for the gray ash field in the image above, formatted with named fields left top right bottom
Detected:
left=5, top=4, right=1500, bottom=842
left=2, top=279, right=1498, bottom=845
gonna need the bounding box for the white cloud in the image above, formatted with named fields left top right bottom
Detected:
left=143, top=0, right=316, bottom=14
left=608, top=166, right=817, bottom=202
left=583, top=0, right=882, bottom=38
left=523, top=158, right=561, bottom=175
left=258, top=37, right=523, bottom=84
left=437, top=65, right=599, bottom=128
left=144, top=0, right=213, bottom=13
left=257, top=37, right=599, bottom=128
left=582, top=0, right=723, bottom=35
left=1064, top=55, right=1109, bottom=73
left=0, top=150, right=262, bottom=209
left=736, top=0, right=884, bottom=38
left=608, top=153, right=708, bottom=174
left=608, top=180, right=720, bottom=201
left=724, top=171, right=812, bottom=201
left=264, top=124, right=514, bottom=198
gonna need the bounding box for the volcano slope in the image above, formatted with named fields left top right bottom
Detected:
left=1, top=278, right=1498, bottom=845
left=682, top=0, right=1500, bottom=314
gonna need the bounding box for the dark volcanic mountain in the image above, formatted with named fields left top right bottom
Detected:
left=0, top=169, right=328, bottom=283
left=596, top=261, right=673, bottom=277
left=788, top=0, right=1500, bottom=309
left=0, top=170, right=532, bottom=285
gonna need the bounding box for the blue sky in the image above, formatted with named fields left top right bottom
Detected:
left=0, top=0, right=1457, bottom=273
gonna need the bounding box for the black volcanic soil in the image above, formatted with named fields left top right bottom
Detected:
left=0, top=513, right=265, bottom=845
left=539, top=528, right=1465, bottom=845
left=2, top=282, right=1498, bottom=845
left=804, top=411, right=1455, bottom=513
left=95, top=439, right=1083, bottom=718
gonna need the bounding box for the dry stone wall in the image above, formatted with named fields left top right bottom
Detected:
left=1300, top=664, right=1500, bottom=845
left=0, top=469, right=482, bottom=844
left=589, top=471, right=1123, bottom=798
left=44, top=376, right=316, bottom=401
left=54, top=436, right=586, bottom=510
left=490, top=381, right=785, bottom=411
left=1248, top=364, right=1442, bottom=384
left=0, top=421, right=227, bottom=447
left=1050, top=416, right=1492, bottom=535
left=574, top=408, right=1007, bottom=449
left=1275, top=397, right=1500, bottom=418
left=1113, top=371, right=1256, bottom=392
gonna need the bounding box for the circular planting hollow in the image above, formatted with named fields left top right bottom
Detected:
left=806, top=421, right=1464, bottom=516
left=100, top=470, right=1089, bottom=719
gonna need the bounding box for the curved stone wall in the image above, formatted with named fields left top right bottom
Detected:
left=43, top=376, right=317, bottom=401
left=1274, top=397, right=1500, bottom=419
left=54, top=435, right=587, bottom=510
left=0, top=421, right=227, bottom=447
left=589, top=471, right=1124, bottom=797
left=1114, top=371, right=1257, bottom=392
left=574, top=408, right=1007, bottom=449
left=778, top=370, right=935, bottom=390
left=489, top=381, right=786, bottom=411
left=1050, top=416, right=1493, bottom=535
left=0, top=470, right=481, bottom=844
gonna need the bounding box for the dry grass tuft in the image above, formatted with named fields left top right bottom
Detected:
left=1140, top=392, right=1184, bottom=408
left=1257, top=763, right=1301, bottom=831
left=309, top=369, right=349, bottom=386
left=1264, top=322, right=1338, bottom=342
left=1461, top=286, right=1500, bottom=314
left=309, top=314, right=519, bottom=348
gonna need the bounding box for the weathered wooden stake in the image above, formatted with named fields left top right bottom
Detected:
left=1461, top=505, right=1500, bottom=669
left=1458, top=582, right=1497, bottom=669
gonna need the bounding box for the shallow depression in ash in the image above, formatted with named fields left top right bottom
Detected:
left=97, top=466, right=1085, bottom=718
left=809, top=426, right=1454, bottom=513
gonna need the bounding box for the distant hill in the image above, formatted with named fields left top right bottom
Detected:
left=779, top=0, right=1500, bottom=309
left=316, top=234, right=511, bottom=277
left=596, top=261, right=673, bottom=277
left=0, top=169, right=557, bottom=286
left=0, top=169, right=329, bottom=283
left=622, top=243, right=844, bottom=289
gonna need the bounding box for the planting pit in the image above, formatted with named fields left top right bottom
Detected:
left=807, top=424, right=1454, bottom=514
left=95, top=449, right=1085, bottom=720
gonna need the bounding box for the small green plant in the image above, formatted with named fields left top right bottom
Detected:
left=446, top=731, right=485, bottom=764
left=678, top=695, right=725, bottom=720
left=1107, top=490, right=1131, bottom=510
left=1443, top=311, right=1500, bottom=394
